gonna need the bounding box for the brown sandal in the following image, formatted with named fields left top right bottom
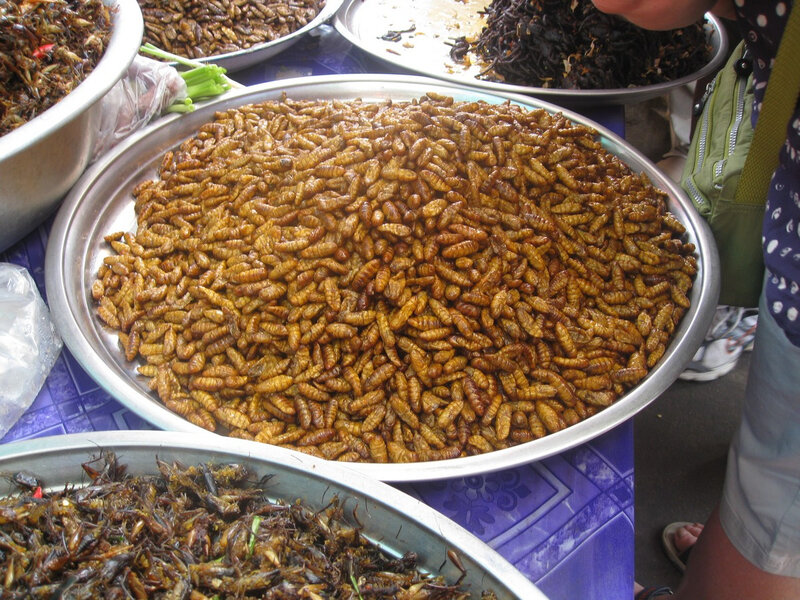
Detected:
left=635, top=586, right=674, bottom=599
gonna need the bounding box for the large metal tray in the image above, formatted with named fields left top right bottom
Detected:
left=0, top=431, right=548, bottom=599
left=44, top=74, right=720, bottom=482
left=333, top=0, right=728, bottom=106
left=183, top=0, right=345, bottom=73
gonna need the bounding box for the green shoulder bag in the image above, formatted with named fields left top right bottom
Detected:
left=680, top=41, right=760, bottom=307
left=680, top=4, right=800, bottom=308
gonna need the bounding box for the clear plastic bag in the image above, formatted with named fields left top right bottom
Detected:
left=91, top=55, right=188, bottom=161
left=0, top=264, right=62, bottom=438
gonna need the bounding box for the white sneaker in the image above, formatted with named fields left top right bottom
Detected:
left=730, top=309, right=758, bottom=352
left=679, top=306, right=758, bottom=382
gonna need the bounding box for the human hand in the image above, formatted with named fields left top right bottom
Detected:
left=591, top=0, right=727, bottom=30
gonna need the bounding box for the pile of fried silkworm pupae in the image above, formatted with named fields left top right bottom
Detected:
left=138, top=0, right=323, bottom=59
left=93, top=93, right=696, bottom=463
left=0, top=453, right=494, bottom=598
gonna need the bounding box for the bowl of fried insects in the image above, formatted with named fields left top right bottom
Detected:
left=0, top=0, right=143, bottom=252
left=0, top=430, right=549, bottom=599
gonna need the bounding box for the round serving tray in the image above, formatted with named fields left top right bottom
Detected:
left=45, top=74, right=720, bottom=482
left=0, top=431, right=548, bottom=599
left=178, top=0, right=345, bottom=73
left=333, top=0, right=728, bottom=106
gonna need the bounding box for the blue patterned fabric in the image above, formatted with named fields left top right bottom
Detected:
left=0, top=27, right=634, bottom=599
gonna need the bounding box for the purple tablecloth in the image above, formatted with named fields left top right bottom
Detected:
left=0, top=27, right=634, bottom=600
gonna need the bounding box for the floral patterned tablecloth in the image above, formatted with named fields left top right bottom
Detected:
left=0, top=27, right=634, bottom=600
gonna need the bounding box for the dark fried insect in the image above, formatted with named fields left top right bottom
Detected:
left=0, top=453, right=495, bottom=599
left=380, top=24, right=416, bottom=42
left=446, top=36, right=471, bottom=61
left=6, top=470, right=40, bottom=490
left=452, top=0, right=711, bottom=89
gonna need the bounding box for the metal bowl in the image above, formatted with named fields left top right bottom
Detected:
left=0, top=430, right=548, bottom=599
left=177, top=0, right=346, bottom=73
left=45, top=74, right=720, bottom=482
left=0, top=0, right=143, bottom=253
left=333, top=0, right=728, bottom=107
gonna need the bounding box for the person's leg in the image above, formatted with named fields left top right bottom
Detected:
left=674, top=294, right=800, bottom=599
left=674, top=508, right=800, bottom=600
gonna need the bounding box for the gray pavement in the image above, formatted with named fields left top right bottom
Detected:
left=633, top=353, right=749, bottom=591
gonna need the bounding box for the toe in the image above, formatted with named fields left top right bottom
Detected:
left=673, top=523, right=703, bottom=552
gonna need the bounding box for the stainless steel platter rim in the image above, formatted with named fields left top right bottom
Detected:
left=180, top=0, right=345, bottom=69
left=0, top=430, right=549, bottom=600
left=0, top=0, right=143, bottom=160
left=333, top=0, right=729, bottom=105
left=45, top=73, right=720, bottom=482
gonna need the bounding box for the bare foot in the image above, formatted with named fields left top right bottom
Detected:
left=634, top=523, right=705, bottom=597
left=672, top=522, right=704, bottom=555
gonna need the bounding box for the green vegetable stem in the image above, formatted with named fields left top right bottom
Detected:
left=139, top=43, right=240, bottom=113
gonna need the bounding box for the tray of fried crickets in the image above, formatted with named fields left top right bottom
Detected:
left=0, top=431, right=548, bottom=598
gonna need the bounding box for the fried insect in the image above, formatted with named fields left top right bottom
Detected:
left=95, top=94, right=695, bottom=463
